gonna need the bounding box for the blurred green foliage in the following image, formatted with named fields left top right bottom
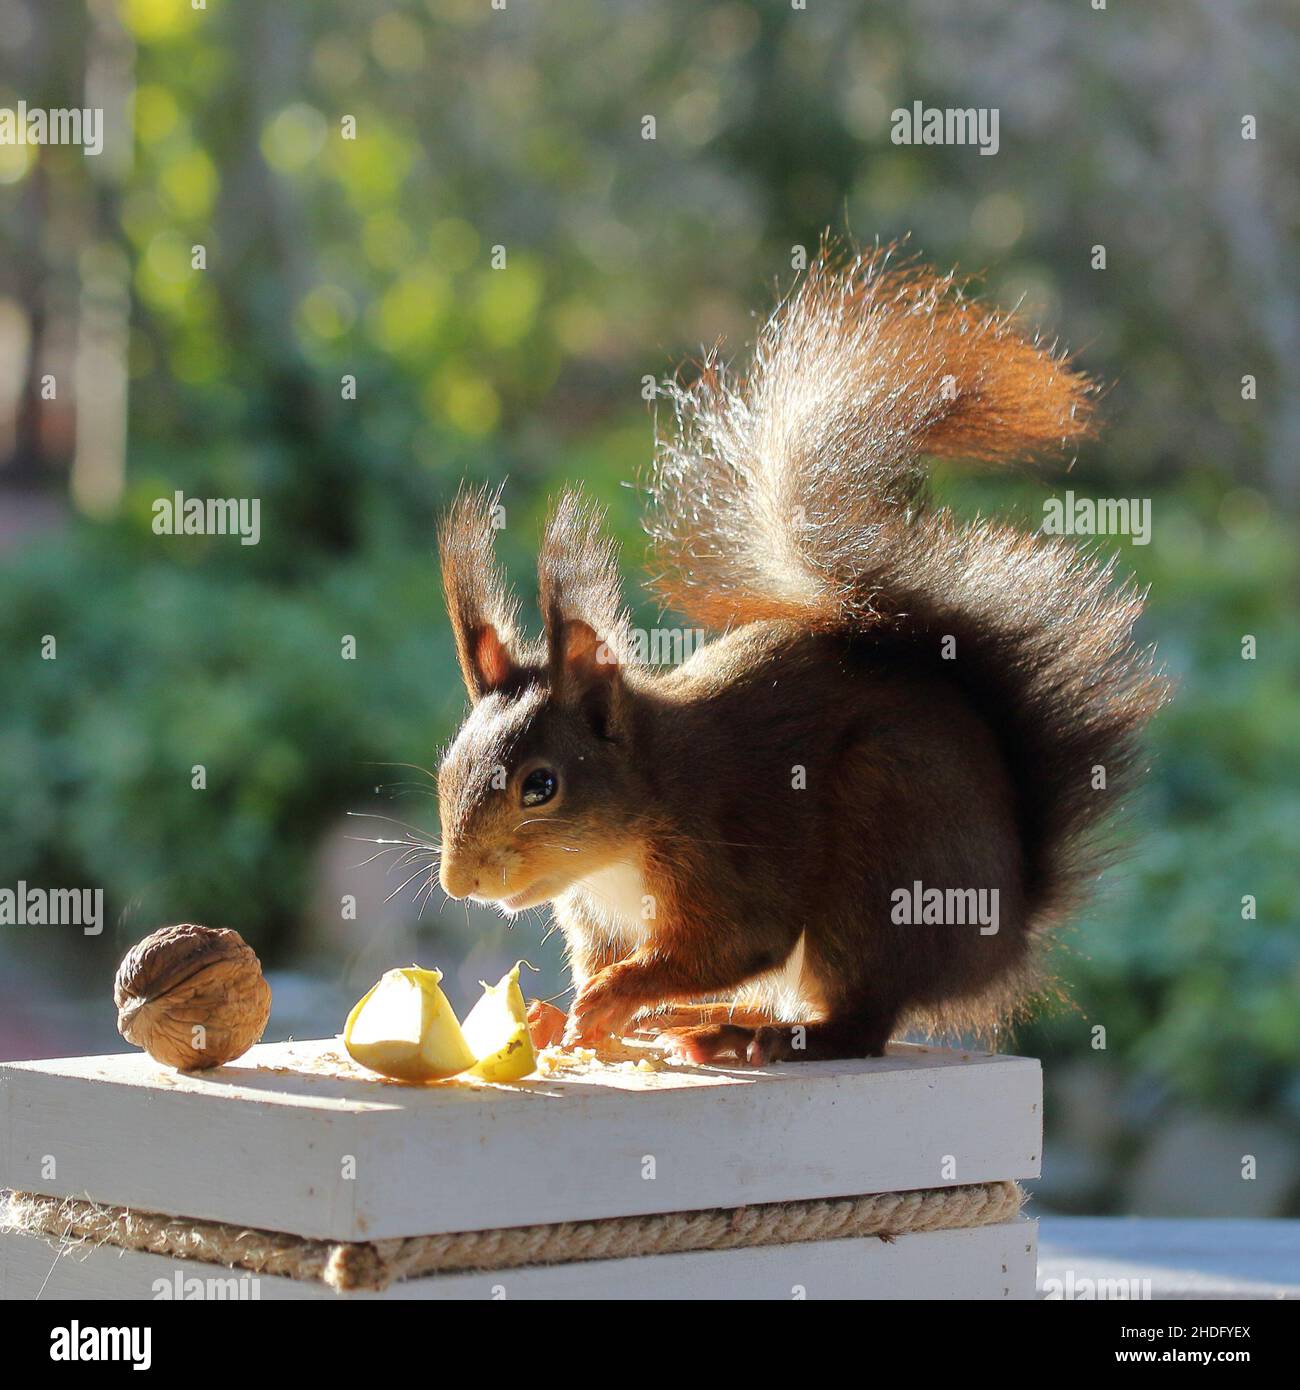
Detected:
left=1018, top=490, right=1300, bottom=1125
left=0, top=0, right=1297, bottom=1160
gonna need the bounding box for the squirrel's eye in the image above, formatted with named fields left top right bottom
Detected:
left=520, top=768, right=558, bottom=808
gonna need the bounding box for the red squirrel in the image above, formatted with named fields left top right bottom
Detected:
left=435, top=246, right=1169, bottom=1065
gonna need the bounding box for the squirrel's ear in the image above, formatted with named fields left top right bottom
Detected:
left=439, top=486, right=521, bottom=702
left=464, top=622, right=518, bottom=699
left=553, top=617, right=620, bottom=715
left=538, top=491, right=630, bottom=732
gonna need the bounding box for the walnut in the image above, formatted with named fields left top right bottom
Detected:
left=114, top=924, right=271, bottom=1071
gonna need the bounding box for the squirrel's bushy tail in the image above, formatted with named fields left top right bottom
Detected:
left=648, top=245, right=1169, bottom=925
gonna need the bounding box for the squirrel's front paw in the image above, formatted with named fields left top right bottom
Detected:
left=563, top=975, right=637, bottom=1047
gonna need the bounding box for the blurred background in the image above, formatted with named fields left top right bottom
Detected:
left=1, top=0, right=1297, bottom=1217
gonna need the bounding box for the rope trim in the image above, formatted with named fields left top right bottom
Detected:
left=2, top=1181, right=1023, bottom=1293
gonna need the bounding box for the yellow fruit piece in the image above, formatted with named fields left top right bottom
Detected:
left=343, top=966, right=476, bottom=1082
left=462, top=962, right=537, bottom=1082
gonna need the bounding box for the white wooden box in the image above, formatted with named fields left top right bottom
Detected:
left=0, top=1038, right=1041, bottom=1299
left=1, top=1218, right=1038, bottom=1300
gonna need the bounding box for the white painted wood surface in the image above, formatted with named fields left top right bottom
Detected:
left=0, top=1038, right=1041, bottom=1241
left=0, top=1217, right=1038, bottom=1300
left=1038, top=1217, right=1300, bottom=1300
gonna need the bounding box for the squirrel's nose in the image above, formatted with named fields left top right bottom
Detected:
left=439, top=850, right=480, bottom=900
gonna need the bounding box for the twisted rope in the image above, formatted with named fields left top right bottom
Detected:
left=3, top=1181, right=1022, bottom=1293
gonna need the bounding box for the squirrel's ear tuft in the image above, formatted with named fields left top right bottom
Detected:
left=539, top=492, right=630, bottom=729
left=439, top=485, right=521, bottom=702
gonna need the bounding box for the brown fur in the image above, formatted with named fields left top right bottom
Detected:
left=437, top=246, right=1170, bottom=1064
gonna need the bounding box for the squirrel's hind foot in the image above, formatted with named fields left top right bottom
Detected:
left=659, top=1017, right=893, bottom=1065
left=659, top=1023, right=755, bottom=1065
left=747, top=1019, right=894, bottom=1064
left=659, top=1016, right=896, bottom=1066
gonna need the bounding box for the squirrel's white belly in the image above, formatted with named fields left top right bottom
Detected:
left=745, top=931, right=817, bottom=1020
left=577, top=861, right=653, bottom=949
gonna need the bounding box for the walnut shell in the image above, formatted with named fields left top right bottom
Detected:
left=114, top=924, right=271, bottom=1071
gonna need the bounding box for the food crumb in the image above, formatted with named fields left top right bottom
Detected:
left=536, top=1045, right=599, bottom=1074
left=535, top=1041, right=676, bottom=1076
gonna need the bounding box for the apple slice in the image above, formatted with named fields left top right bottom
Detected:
left=461, top=962, right=537, bottom=1082
left=343, top=966, right=476, bottom=1082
